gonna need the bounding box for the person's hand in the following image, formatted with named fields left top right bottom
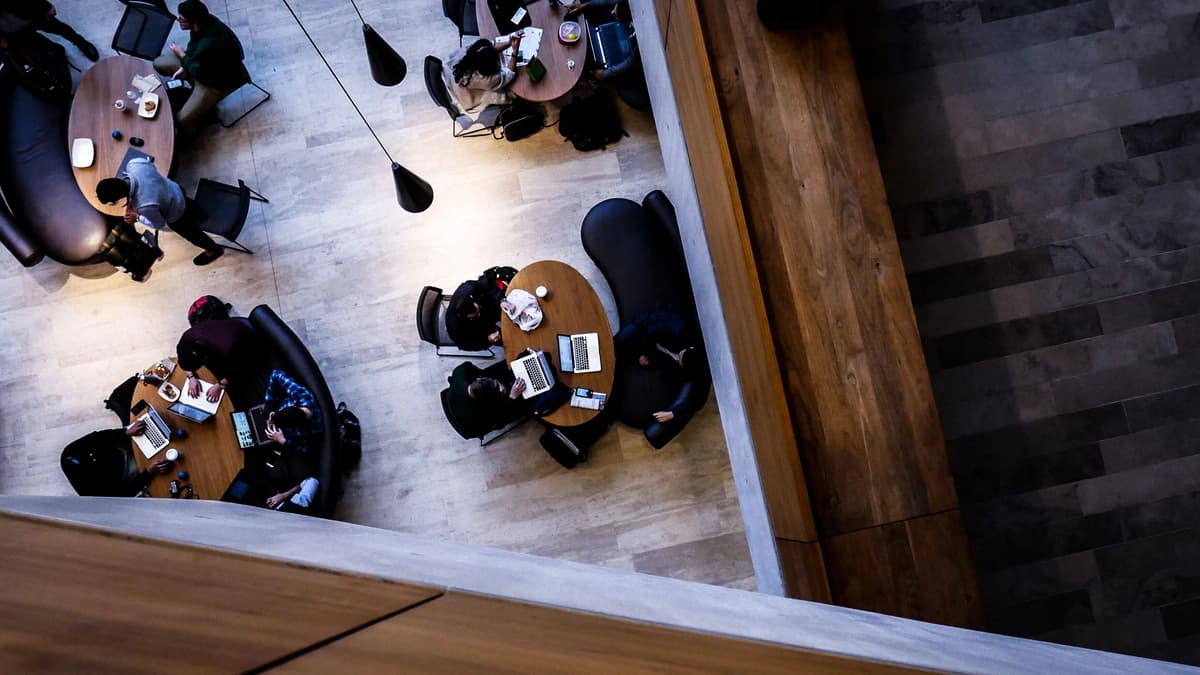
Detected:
left=169, top=42, right=184, bottom=58
left=267, top=428, right=286, bottom=445
left=206, top=382, right=223, bottom=403
left=123, top=204, right=138, bottom=225
left=500, top=300, right=515, bottom=313
left=186, top=375, right=202, bottom=398
left=172, top=67, right=185, bottom=81
left=509, top=379, right=526, bottom=399
left=637, top=355, right=651, bottom=368
left=265, top=493, right=287, bottom=509
left=146, top=458, right=171, bottom=475
left=593, top=68, right=607, bottom=81
left=125, top=419, right=146, bottom=436
left=653, top=411, right=675, bottom=423
left=488, top=331, right=501, bottom=344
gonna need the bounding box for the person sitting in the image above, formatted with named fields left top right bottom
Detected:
left=176, top=317, right=266, bottom=407
left=615, top=309, right=708, bottom=423
left=445, top=278, right=504, bottom=351
left=95, top=158, right=225, bottom=266
left=266, top=475, right=319, bottom=514
left=443, top=32, right=523, bottom=113
left=466, top=371, right=529, bottom=431
left=153, top=0, right=246, bottom=138
left=262, top=369, right=321, bottom=456
left=0, top=1, right=99, bottom=61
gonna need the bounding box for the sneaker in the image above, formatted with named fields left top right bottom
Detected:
left=131, top=269, right=152, bottom=283
left=193, top=248, right=224, bottom=266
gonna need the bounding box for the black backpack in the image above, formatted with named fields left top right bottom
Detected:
left=558, top=91, right=628, bottom=152
left=336, top=402, right=362, bottom=472
left=493, top=100, right=546, bottom=142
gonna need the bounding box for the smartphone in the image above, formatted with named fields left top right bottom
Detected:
left=131, top=399, right=149, bottom=416
left=574, top=387, right=592, bottom=398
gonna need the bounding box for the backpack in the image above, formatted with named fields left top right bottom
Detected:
left=479, top=265, right=518, bottom=302
left=558, top=91, right=628, bottom=151
left=188, top=295, right=233, bottom=326
left=336, top=402, right=362, bottom=472
left=493, top=100, right=546, bottom=142
left=99, top=222, right=160, bottom=282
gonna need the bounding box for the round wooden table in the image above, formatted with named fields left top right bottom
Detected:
left=68, top=55, right=175, bottom=217
left=477, top=1, right=589, bottom=102
left=128, top=363, right=242, bottom=500
left=502, top=260, right=615, bottom=427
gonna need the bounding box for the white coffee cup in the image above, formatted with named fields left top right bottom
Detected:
left=535, top=285, right=548, bottom=298
left=165, top=448, right=180, bottom=462
left=113, top=99, right=127, bottom=112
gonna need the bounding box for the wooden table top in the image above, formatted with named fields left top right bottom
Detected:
left=68, top=55, right=175, bottom=217
left=128, top=363, right=242, bottom=500
left=476, top=0, right=589, bottom=102
left=501, top=260, right=614, bottom=427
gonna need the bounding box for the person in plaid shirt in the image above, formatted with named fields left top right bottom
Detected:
left=262, top=369, right=321, bottom=455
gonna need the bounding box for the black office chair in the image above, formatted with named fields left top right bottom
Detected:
left=112, top=0, right=175, bottom=61
left=61, top=430, right=144, bottom=497
left=443, top=0, right=479, bottom=46
left=417, top=286, right=495, bottom=358
left=440, top=387, right=527, bottom=446
left=217, top=62, right=272, bottom=128
left=424, top=55, right=495, bottom=138
left=192, top=178, right=268, bottom=254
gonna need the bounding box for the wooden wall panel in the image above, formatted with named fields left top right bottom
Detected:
left=0, top=514, right=440, bottom=674
left=277, top=592, right=922, bottom=674
left=776, top=538, right=832, bottom=603
left=692, top=0, right=958, bottom=537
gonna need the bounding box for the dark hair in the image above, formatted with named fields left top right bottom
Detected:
left=274, top=406, right=307, bottom=428
left=453, top=39, right=502, bottom=86
left=96, top=178, right=130, bottom=205
left=467, top=377, right=503, bottom=402
left=177, top=0, right=211, bottom=23
left=449, top=292, right=478, bottom=319
left=176, top=342, right=207, bottom=372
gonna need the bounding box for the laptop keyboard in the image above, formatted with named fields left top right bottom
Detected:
left=572, top=336, right=590, bottom=371
left=142, top=414, right=168, bottom=449
left=526, top=360, right=548, bottom=391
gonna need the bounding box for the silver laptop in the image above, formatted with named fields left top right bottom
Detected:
left=131, top=405, right=172, bottom=459
left=167, top=379, right=223, bottom=423
left=557, top=332, right=601, bottom=374
left=511, top=350, right=556, bottom=399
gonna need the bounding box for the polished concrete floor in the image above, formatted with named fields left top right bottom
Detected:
left=852, top=0, right=1200, bottom=664
left=0, top=0, right=753, bottom=589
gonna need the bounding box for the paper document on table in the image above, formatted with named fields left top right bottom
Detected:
left=505, top=27, right=543, bottom=66
left=132, top=74, right=162, bottom=94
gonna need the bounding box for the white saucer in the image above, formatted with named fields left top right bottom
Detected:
left=70, top=138, right=94, bottom=168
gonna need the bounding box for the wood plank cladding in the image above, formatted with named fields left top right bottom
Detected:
left=657, top=0, right=818, bottom=549
left=278, top=592, right=924, bottom=674
left=0, top=514, right=440, bottom=673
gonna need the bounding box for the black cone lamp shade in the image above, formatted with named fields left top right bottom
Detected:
left=364, top=24, right=406, bottom=86
left=393, top=162, right=433, bottom=212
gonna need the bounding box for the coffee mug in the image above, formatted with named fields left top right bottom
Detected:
left=165, top=448, right=180, bottom=462
left=535, top=285, right=548, bottom=298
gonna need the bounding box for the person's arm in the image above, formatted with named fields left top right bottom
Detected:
left=289, top=477, right=319, bottom=508
left=135, top=204, right=168, bottom=230
left=266, top=483, right=302, bottom=509
left=262, top=370, right=286, bottom=410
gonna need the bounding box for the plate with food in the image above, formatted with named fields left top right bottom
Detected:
left=158, top=381, right=180, bottom=402
left=138, top=93, right=160, bottom=119
left=559, top=20, right=581, bottom=43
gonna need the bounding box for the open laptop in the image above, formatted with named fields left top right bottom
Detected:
left=231, top=405, right=270, bottom=449
left=511, top=350, right=556, bottom=399
left=557, top=332, right=601, bottom=374
left=130, top=402, right=172, bottom=459
left=167, top=379, right=223, bottom=423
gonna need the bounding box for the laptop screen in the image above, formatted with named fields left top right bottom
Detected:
left=169, top=401, right=211, bottom=423
left=557, top=334, right=575, bottom=372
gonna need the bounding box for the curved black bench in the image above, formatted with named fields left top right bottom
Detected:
left=0, top=48, right=110, bottom=266
left=581, top=190, right=711, bottom=449
left=241, top=305, right=342, bottom=517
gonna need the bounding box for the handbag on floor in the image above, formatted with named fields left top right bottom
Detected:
left=493, top=100, right=546, bottom=142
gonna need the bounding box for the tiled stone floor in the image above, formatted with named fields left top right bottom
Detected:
left=851, top=0, right=1200, bottom=664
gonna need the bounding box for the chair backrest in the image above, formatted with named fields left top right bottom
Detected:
left=61, top=430, right=141, bottom=497
left=441, top=387, right=479, bottom=439
left=423, top=55, right=458, bottom=121
left=193, top=178, right=251, bottom=241
left=442, top=0, right=461, bottom=25
left=416, top=286, right=444, bottom=346
left=112, top=0, right=176, bottom=61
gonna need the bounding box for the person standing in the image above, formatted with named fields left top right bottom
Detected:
left=95, top=157, right=225, bottom=266
left=0, top=1, right=99, bottom=61
left=152, top=0, right=246, bottom=138
left=176, top=317, right=266, bottom=407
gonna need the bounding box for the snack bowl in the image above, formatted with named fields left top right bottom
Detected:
left=559, top=20, right=581, bottom=43
left=158, top=381, right=180, bottom=402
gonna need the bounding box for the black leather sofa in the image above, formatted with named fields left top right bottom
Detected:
left=0, top=50, right=110, bottom=266
left=241, top=305, right=342, bottom=517
left=581, top=190, right=711, bottom=449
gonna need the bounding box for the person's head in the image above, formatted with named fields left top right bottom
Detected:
left=176, top=342, right=208, bottom=372
left=467, top=376, right=506, bottom=402
left=96, top=177, right=130, bottom=205
left=453, top=39, right=502, bottom=86
left=273, top=406, right=308, bottom=429
left=449, top=293, right=481, bottom=321
left=177, top=0, right=211, bottom=30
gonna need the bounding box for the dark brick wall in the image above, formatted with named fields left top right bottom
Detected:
left=849, top=0, right=1200, bottom=665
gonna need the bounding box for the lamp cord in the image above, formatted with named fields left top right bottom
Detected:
left=279, top=0, right=394, bottom=164
left=348, top=0, right=367, bottom=25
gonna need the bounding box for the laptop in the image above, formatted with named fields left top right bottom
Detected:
left=557, top=332, right=601, bottom=373
left=167, top=379, right=223, bottom=423
left=130, top=403, right=172, bottom=459
left=511, top=350, right=556, bottom=399
left=231, top=405, right=271, bottom=449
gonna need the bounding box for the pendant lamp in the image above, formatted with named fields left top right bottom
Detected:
left=363, top=24, right=407, bottom=86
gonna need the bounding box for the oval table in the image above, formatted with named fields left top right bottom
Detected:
left=68, top=55, right=175, bottom=217
left=502, top=260, right=615, bottom=427
left=128, top=363, right=241, bottom=500
left=477, top=1, right=589, bottom=102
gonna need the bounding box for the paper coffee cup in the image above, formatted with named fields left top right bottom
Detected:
left=535, top=285, right=548, bottom=298
left=165, top=448, right=180, bottom=462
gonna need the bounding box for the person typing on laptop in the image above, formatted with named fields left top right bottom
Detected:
left=177, top=317, right=266, bottom=406
left=261, top=369, right=321, bottom=456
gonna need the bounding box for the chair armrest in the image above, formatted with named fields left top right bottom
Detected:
left=0, top=196, right=42, bottom=266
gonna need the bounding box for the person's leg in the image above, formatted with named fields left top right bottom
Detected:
left=175, top=81, right=225, bottom=139
left=153, top=53, right=182, bottom=77
left=36, top=15, right=98, bottom=60
left=169, top=201, right=224, bottom=265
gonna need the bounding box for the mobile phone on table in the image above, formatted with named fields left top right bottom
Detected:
left=574, top=387, right=592, bottom=398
